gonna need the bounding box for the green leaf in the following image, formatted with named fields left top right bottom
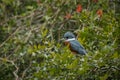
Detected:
left=100, top=73, right=108, bottom=80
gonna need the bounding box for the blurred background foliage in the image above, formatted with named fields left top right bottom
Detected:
left=0, top=0, right=120, bottom=80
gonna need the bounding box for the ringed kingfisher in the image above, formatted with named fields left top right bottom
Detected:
left=64, top=32, right=87, bottom=55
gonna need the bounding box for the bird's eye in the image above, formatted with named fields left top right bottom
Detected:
left=66, top=37, right=68, bottom=39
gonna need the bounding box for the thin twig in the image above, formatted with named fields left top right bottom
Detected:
left=21, top=62, right=32, bottom=79
left=87, top=0, right=90, bottom=10
left=0, top=58, right=19, bottom=80
left=0, top=27, right=21, bottom=48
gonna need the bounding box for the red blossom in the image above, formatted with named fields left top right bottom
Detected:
left=64, top=13, right=71, bottom=19
left=76, top=4, right=82, bottom=13
left=97, top=9, right=103, bottom=17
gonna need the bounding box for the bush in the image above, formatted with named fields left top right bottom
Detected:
left=0, top=0, right=120, bottom=80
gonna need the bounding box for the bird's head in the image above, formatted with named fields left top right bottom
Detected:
left=64, top=32, right=76, bottom=41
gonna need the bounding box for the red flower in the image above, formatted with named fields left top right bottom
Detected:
left=97, top=9, right=103, bottom=17
left=93, top=0, right=98, bottom=3
left=64, top=13, right=71, bottom=19
left=76, top=4, right=82, bottom=13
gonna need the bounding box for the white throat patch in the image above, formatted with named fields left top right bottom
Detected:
left=66, top=38, right=76, bottom=41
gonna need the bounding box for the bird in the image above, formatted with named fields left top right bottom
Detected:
left=64, top=31, right=87, bottom=55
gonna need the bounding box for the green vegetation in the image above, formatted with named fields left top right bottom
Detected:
left=0, top=0, right=120, bottom=80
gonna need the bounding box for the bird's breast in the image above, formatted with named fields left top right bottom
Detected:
left=64, top=41, right=78, bottom=54
left=64, top=41, right=70, bottom=46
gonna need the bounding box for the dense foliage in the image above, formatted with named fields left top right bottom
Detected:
left=0, top=0, right=120, bottom=80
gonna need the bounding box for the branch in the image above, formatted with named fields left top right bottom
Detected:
left=0, top=58, right=19, bottom=80
left=0, top=27, right=21, bottom=48
left=21, top=62, right=32, bottom=79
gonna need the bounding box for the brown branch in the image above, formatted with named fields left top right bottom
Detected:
left=21, top=62, right=32, bottom=79
left=0, top=27, right=21, bottom=48
left=0, top=58, right=19, bottom=80
left=87, top=0, right=90, bottom=10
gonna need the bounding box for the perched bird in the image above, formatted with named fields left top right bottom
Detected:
left=64, top=32, right=87, bottom=55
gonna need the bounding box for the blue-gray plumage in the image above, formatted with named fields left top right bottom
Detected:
left=64, top=32, right=87, bottom=55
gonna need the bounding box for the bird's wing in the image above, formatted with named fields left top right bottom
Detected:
left=70, top=40, right=87, bottom=55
